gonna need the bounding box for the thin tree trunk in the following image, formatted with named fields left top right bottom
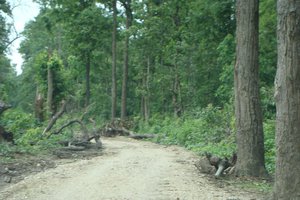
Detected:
left=172, top=71, right=182, bottom=118
left=111, top=0, right=117, bottom=120
left=234, top=0, right=267, bottom=177
left=85, top=53, right=91, bottom=107
left=144, top=56, right=150, bottom=121
left=47, top=67, right=54, bottom=117
left=273, top=1, right=300, bottom=199
left=141, top=57, right=150, bottom=121
left=121, top=0, right=132, bottom=120
left=121, top=34, right=129, bottom=120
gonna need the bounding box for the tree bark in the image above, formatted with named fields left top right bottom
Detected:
left=121, top=0, right=132, bottom=120
left=172, top=69, right=182, bottom=118
left=273, top=1, right=300, bottom=199
left=85, top=53, right=91, bottom=107
left=234, top=0, right=267, bottom=177
left=172, top=3, right=183, bottom=118
left=47, top=67, right=54, bottom=117
left=111, top=0, right=117, bottom=120
left=145, top=57, right=150, bottom=121
left=141, top=57, right=150, bottom=121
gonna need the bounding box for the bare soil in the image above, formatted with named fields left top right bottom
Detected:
left=0, top=137, right=268, bottom=200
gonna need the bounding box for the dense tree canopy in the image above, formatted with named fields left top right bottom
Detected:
left=12, top=0, right=277, bottom=120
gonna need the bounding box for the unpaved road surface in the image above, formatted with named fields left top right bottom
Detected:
left=0, top=137, right=265, bottom=200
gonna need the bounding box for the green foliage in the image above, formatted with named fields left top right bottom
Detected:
left=216, top=34, right=235, bottom=104
left=0, top=55, right=16, bottom=102
left=1, top=109, right=38, bottom=137
left=32, top=51, right=48, bottom=92
left=0, top=143, right=18, bottom=159
left=0, top=109, right=74, bottom=155
left=0, top=1, right=10, bottom=53
left=260, top=86, right=276, bottom=119
left=48, top=52, right=68, bottom=105
left=138, top=105, right=236, bottom=158
left=259, top=0, right=277, bottom=87
left=264, top=120, right=275, bottom=173
left=15, top=127, right=42, bottom=146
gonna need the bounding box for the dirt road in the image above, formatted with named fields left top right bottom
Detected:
left=0, top=137, right=265, bottom=200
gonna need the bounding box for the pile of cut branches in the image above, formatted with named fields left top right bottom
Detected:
left=42, top=101, right=102, bottom=152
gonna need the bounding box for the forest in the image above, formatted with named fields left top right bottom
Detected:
left=0, top=0, right=299, bottom=199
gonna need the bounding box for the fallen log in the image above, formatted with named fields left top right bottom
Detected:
left=51, top=119, right=89, bottom=139
left=42, top=100, right=66, bottom=136
left=101, top=126, right=155, bottom=140
left=128, top=134, right=155, bottom=140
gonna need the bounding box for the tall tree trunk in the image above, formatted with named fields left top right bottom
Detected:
left=273, top=1, right=300, bottom=199
left=111, top=0, right=117, bottom=120
left=141, top=57, right=150, bottom=121
left=234, top=0, right=267, bottom=177
left=172, top=69, right=182, bottom=118
left=47, top=67, right=54, bottom=117
left=144, top=57, right=150, bottom=121
left=172, top=4, right=183, bottom=118
left=121, top=28, right=129, bottom=120
left=121, top=0, right=132, bottom=120
left=85, top=53, right=91, bottom=107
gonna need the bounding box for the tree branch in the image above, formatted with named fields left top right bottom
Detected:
left=42, top=100, right=66, bottom=136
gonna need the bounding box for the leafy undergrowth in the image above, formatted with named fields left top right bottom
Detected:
left=138, top=104, right=236, bottom=157
left=0, top=108, right=103, bottom=158
left=0, top=109, right=104, bottom=191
